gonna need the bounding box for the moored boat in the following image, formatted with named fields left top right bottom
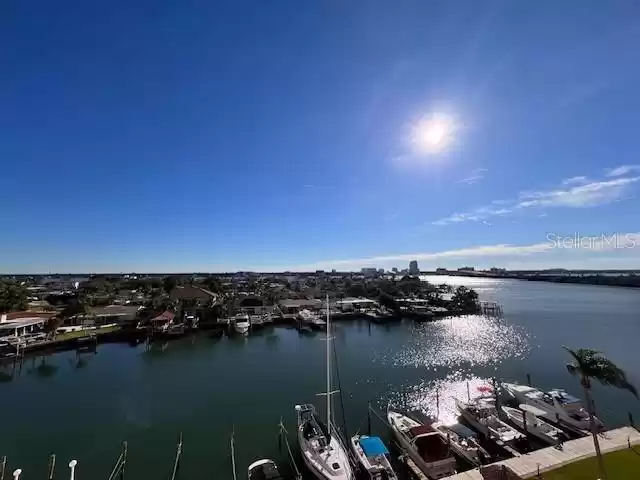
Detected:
left=248, top=459, right=284, bottom=480
left=295, top=297, right=353, bottom=480
left=502, top=382, right=601, bottom=431
left=233, top=314, right=250, bottom=335
left=501, top=405, right=566, bottom=445
left=387, top=410, right=457, bottom=479
left=432, top=421, right=491, bottom=466
left=454, top=396, right=525, bottom=448
left=350, top=435, right=397, bottom=480
left=298, top=309, right=326, bottom=330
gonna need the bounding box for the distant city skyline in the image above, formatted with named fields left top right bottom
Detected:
left=3, top=1, right=640, bottom=273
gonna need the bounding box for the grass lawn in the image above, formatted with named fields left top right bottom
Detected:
left=544, top=448, right=640, bottom=479
left=55, top=325, right=121, bottom=341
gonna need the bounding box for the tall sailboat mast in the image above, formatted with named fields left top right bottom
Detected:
left=326, top=294, right=331, bottom=429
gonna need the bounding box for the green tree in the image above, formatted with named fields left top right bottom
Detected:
left=378, top=292, right=399, bottom=312
left=347, top=283, right=366, bottom=298
left=0, top=282, right=28, bottom=312
left=451, top=286, right=479, bottom=313
left=564, top=347, right=638, bottom=480
left=163, top=276, right=179, bottom=295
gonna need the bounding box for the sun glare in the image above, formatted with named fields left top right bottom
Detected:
left=412, top=113, right=457, bottom=154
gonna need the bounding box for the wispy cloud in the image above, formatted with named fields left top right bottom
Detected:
left=517, top=176, right=640, bottom=208
left=605, top=165, right=640, bottom=177
left=456, top=168, right=488, bottom=185
left=432, top=173, right=640, bottom=226
left=284, top=233, right=640, bottom=271
left=562, top=176, right=589, bottom=186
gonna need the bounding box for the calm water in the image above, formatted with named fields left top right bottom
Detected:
left=2, top=277, right=640, bottom=479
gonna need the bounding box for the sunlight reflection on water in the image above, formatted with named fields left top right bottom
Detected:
left=375, top=316, right=530, bottom=369
left=375, top=315, right=530, bottom=424
left=382, top=374, right=496, bottom=425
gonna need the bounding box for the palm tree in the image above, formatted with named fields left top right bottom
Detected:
left=564, top=347, right=637, bottom=480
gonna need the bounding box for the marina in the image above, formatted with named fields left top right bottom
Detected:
left=1, top=276, right=639, bottom=479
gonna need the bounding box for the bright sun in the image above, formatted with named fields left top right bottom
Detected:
left=412, top=113, right=457, bottom=154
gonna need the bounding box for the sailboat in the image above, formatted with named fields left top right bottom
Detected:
left=295, top=296, right=354, bottom=480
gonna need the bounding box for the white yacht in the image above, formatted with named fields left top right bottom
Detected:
left=248, top=459, right=284, bottom=480
left=387, top=410, right=457, bottom=479
left=501, top=405, right=565, bottom=446
left=502, top=383, right=601, bottom=431
left=298, top=309, right=326, bottom=330
left=455, top=397, right=524, bottom=447
left=296, top=297, right=354, bottom=480
left=350, top=435, right=398, bottom=480
left=233, top=313, right=250, bottom=335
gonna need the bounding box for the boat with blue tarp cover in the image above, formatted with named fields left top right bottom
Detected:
left=350, top=435, right=398, bottom=480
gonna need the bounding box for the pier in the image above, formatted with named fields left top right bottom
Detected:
left=443, top=426, right=640, bottom=479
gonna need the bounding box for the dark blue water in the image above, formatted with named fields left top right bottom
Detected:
left=1, top=276, right=639, bottom=479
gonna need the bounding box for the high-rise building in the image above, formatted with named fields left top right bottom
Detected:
left=409, top=260, right=419, bottom=275
left=361, top=267, right=378, bottom=277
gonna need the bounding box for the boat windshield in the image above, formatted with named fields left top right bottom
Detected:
left=549, top=390, right=581, bottom=405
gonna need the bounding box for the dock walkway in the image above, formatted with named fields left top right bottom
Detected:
left=444, top=426, right=640, bottom=480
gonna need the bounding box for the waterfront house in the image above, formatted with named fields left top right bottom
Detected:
left=65, top=305, right=141, bottom=327
left=278, top=299, right=323, bottom=315
left=169, top=285, right=218, bottom=306
left=335, top=297, right=378, bottom=312
left=234, top=295, right=273, bottom=315
left=0, top=317, right=47, bottom=340
left=149, top=311, right=175, bottom=331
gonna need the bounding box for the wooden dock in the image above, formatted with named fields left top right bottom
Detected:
left=444, top=426, right=640, bottom=479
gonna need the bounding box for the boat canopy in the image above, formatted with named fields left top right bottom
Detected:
left=360, top=436, right=389, bottom=457
left=445, top=423, right=476, bottom=439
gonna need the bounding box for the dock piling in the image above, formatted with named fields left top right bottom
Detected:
left=170, top=433, right=183, bottom=480
left=68, top=460, right=77, bottom=480
left=47, top=454, right=56, bottom=480
left=278, top=421, right=302, bottom=480
left=230, top=429, right=237, bottom=480
left=0, top=456, right=5, bottom=480
left=120, top=442, right=127, bottom=480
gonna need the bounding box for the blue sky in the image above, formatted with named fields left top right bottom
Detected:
left=2, top=0, right=640, bottom=273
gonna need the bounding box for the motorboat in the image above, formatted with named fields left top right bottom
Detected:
left=432, top=421, right=491, bottom=466
left=295, top=298, right=354, bottom=480
left=248, top=459, right=283, bottom=480
left=454, top=397, right=524, bottom=447
left=234, top=314, right=250, bottom=335
left=350, top=435, right=398, bottom=480
left=365, top=308, right=398, bottom=324
left=250, top=315, right=264, bottom=329
left=501, top=405, right=565, bottom=446
left=298, top=309, right=326, bottom=330
left=387, top=410, right=456, bottom=479
left=502, top=382, right=601, bottom=431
